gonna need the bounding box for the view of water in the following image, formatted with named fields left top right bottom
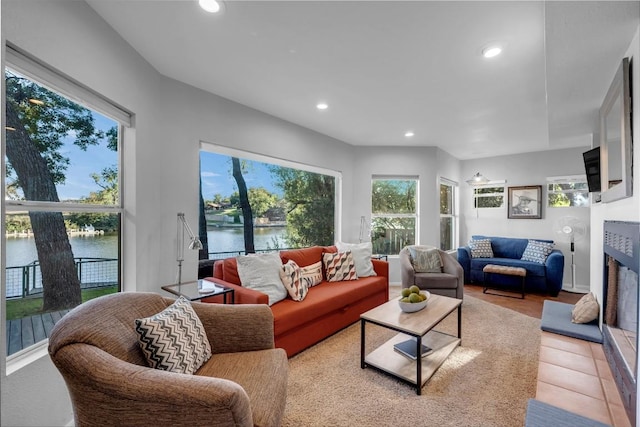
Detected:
left=5, top=227, right=288, bottom=267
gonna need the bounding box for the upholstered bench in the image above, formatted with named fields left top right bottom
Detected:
left=540, top=300, right=603, bottom=343
left=482, top=264, right=527, bottom=299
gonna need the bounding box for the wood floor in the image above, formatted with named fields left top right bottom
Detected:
left=464, top=283, right=584, bottom=319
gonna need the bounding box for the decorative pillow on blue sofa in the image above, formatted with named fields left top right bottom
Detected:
left=521, top=240, right=555, bottom=264
left=469, top=238, right=493, bottom=258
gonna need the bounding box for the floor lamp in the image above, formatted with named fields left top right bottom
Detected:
left=177, top=212, right=203, bottom=285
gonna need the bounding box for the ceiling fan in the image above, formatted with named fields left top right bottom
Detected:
left=553, top=216, right=588, bottom=293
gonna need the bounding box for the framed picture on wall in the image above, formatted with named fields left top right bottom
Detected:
left=508, top=186, right=542, bottom=219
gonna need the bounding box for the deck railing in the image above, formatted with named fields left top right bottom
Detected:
left=6, top=257, right=119, bottom=299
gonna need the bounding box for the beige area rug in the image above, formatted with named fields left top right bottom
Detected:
left=283, top=295, right=541, bottom=427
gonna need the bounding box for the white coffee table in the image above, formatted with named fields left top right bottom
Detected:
left=360, top=294, right=462, bottom=395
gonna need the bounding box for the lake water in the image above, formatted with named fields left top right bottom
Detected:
left=5, top=227, right=288, bottom=267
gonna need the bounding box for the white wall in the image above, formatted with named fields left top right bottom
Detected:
left=589, top=28, right=640, bottom=301
left=590, top=27, right=640, bottom=427
left=460, top=147, right=592, bottom=289
left=1, top=1, right=359, bottom=425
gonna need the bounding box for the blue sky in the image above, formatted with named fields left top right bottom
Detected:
left=55, top=114, right=118, bottom=200
left=200, top=152, right=282, bottom=200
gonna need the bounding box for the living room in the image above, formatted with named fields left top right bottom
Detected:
left=2, top=1, right=640, bottom=426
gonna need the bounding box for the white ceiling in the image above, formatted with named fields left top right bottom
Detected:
left=87, top=1, right=639, bottom=160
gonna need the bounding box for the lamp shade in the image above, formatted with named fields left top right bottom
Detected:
left=465, top=172, right=490, bottom=186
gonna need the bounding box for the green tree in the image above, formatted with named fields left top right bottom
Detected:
left=270, top=166, right=334, bottom=247
left=5, top=70, right=113, bottom=311
left=67, top=166, right=119, bottom=231
left=198, top=174, right=209, bottom=260
left=372, top=180, right=416, bottom=214
left=248, top=187, right=278, bottom=218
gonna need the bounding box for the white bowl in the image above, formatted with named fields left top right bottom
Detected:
left=398, top=291, right=430, bottom=313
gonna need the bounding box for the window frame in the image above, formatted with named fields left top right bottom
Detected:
left=473, top=181, right=506, bottom=209
left=439, top=178, right=458, bottom=252
left=199, top=142, right=343, bottom=249
left=546, top=175, right=590, bottom=208
left=370, top=175, right=419, bottom=256
left=3, top=48, right=128, bottom=371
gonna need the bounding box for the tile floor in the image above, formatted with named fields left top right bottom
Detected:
left=536, top=331, right=632, bottom=427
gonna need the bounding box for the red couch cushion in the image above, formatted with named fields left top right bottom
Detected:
left=220, top=258, right=241, bottom=285
left=279, top=246, right=326, bottom=268
left=270, top=276, right=387, bottom=336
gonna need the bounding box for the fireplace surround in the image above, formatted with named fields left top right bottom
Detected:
left=603, top=220, right=640, bottom=424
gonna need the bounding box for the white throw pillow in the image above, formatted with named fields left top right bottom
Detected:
left=236, top=252, right=287, bottom=306
left=335, top=241, right=377, bottom=277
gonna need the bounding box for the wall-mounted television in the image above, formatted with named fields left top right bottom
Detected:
left=583, top=147, right=601, bottom=193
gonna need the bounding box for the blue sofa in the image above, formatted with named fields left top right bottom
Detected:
left=457, top=235, right=565, bottom=296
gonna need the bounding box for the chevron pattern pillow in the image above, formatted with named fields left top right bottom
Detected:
left=323, top=250, right=358, bottom=282
left=135, top=296, right=212, bottom=374
left=279, top=260, right=308, bottom=301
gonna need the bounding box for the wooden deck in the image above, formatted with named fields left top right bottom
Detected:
left=6, top=309, right=70, bottom=356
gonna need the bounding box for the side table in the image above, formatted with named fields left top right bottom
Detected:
left=162, top=279, right=235, bottom=304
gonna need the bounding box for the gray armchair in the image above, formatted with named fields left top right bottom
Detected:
left=400, top=246, right=464, bottom=299
left=48, top=292, right=288, bottom=427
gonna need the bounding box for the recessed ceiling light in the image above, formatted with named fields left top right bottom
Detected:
left=482, top=46, right=502, bottom=58
left=316, top=103, right=328, bottom=110
left=404, top=131, right=415, bottom=137
left=199, top=0, right=223, bottom=13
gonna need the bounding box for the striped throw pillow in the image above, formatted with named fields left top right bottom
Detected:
left=300, top=261, right=323, bottom=287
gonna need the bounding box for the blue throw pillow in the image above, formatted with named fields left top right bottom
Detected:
left=469, top=238, right=493, bottom=258
left=521, top=240, right=554, bottom=264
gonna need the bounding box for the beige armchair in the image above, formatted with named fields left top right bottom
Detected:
left=48, top=292, right=288, bottom=427
left=400, top=246, right=464, bottom=299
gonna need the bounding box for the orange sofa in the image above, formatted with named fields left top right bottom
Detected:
left=208, top=246, right=389, bottom=357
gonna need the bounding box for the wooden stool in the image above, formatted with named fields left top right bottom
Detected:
left=482, top=264, right=527, bottom=299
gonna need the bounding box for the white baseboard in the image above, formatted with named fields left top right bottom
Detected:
left=561, top=283, right=590, bottom=294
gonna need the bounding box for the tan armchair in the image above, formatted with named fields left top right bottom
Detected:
left=400, top=246, right=464, bottom=299
left=48, top=292, right=288, bottom=427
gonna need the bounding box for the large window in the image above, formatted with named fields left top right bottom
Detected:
left=370, top=177, right=418, bottom=255
left=547, top=176, right=590, bottom=207
left=4, top=49, right=127, bottom=358
left=199, top=146, right=338, bottom=258
left=440, top=179, right=458, bottom=251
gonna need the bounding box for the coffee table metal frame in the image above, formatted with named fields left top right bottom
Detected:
left=360, top=294, right=462, bottom=395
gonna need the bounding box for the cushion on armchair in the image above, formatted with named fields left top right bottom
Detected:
left=408, top=246, right=443, bottom=273
left=134, top=296, right=212, bottom=374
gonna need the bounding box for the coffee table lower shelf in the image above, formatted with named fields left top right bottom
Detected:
left=363, top=331, right=460, bottom=393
